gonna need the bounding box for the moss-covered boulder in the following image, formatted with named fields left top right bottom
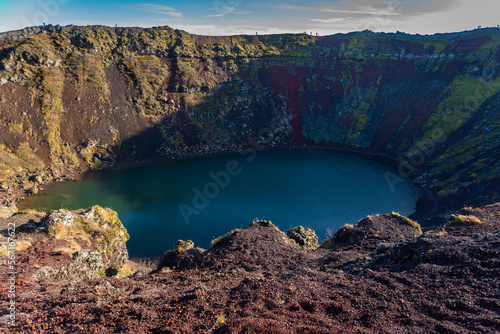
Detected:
left=286, top=226, right=319, bottom=249
left=176, top=239, right=194, bottom=251
left=32, top=206, right=129, bottom=281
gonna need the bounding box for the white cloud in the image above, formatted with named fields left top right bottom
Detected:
left=174, top=23, right=290, bottom=36
left=273, top=0, right=460, bottom=18
left=309, top=17, right=348, bottom=24
left=120, top=3, right=183, bottom=18
left=320, top=7, right=400, bottom=16
left=272, top=3, right=403, bottom=23
left=204, top=6, right=252, bottom=18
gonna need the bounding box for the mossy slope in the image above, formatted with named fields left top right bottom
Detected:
left=0, top=25, right=499, bottom=207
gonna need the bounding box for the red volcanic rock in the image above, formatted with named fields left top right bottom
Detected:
left=0, top=204, right=499, bottom=333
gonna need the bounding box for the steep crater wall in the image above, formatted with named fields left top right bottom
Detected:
left=0, top=25, right=499, bottom=213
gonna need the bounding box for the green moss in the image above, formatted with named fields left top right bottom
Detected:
left=421, top=40, right=448, bottom=54
left=409, top=74, right=500, bottom=156
left=122, top=54, right=169, bottom=114
left=398, top=114, right=413, bottom=131
left=67, top=53, right=110, bottom=98
left=0, top=142, right=44, bottom=182
left=7, top=122, right=23, bottom=134
left=27, top=66, right=79, bottom=166
left=426, top=116, right=500, bottom=188
left=426, top=226, right=447, bottom=235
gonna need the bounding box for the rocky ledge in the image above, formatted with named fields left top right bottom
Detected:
left=0, top=203, right=499, bottom=333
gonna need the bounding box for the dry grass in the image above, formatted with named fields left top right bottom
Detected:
left=321, top=224, right=354, bottom=248
left=0, top=142, right=44, bottom=183
left=48, top=222, right=90, bottom=243
left=0, top=237, right=32, bottom=257
left=338, top=224, right=354, bottom=233
left=449, top=214, right=482, bottom=225
left=216, top=311, right=226, bottom=326
left=426, top=226, right=447, bottom=235
left=17, top=209, right=45, bottom=215
left=79, top=217, right=105, bottom=236
left=159, top=267, right=173, bottom=274
left=391, top=212, right=423, bottom=235
left=128, top=257, right=161, bottom=275
left=210, top=230, right=240, bottom=248
left=117, top=260, right=137, bottom=278
left=210, top=310, right=226, bottom=330
left=54, top=239, right=83, bottom=255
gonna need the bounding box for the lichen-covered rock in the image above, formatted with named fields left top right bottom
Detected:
left=39, top=209, right=76, bottom=227
left=286, top=226, right=319, bottom=249
left=34, top=250, right=104, bottom=282
left=0, top=204, right=17, bottom=219
left=32, top=206, right=129, bottom=280
left=176, top=239, right=194, bottom=251
left=79, top=206, right=130, bottom=271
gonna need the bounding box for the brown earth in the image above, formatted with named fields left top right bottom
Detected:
left=0, top=203, right=499, bottom=333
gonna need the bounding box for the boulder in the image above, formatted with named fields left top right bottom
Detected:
left=176, top=239, right=194, bottom=251
left=29, top=186, right=39, bottom=195
left=286, top=226, right=319, bottom=249
left=33, top=206, right=129, bottom=281
left=35, top=250, right=104, bottom=282
left=0, top=204, right=18, bottom=219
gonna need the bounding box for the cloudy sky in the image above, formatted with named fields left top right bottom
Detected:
left=0, top=0, right=499, bottom=36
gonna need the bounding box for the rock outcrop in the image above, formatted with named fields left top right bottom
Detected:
left=34, top=249, right=105, bottom=282
left=15, top=205, right=129, bottom=282
left=286, top=226, right=319, bottom=249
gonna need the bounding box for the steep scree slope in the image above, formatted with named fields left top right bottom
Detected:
left=0, top=25, right=499, bottom=210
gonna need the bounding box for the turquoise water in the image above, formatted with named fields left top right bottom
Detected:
left=19, top=150, right=422, bottom=257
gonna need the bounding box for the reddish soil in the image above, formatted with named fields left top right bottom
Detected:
left=0, top=203, right=499, bottom=333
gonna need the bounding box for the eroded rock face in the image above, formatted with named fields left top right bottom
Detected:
left=30, top=206, right=129, bottom=282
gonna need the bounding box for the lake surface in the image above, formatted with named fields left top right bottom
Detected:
left=19, top=150, right=422, bottom=257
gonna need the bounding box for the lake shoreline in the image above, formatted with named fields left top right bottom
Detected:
left=9, top=143, right=440, bottom=226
